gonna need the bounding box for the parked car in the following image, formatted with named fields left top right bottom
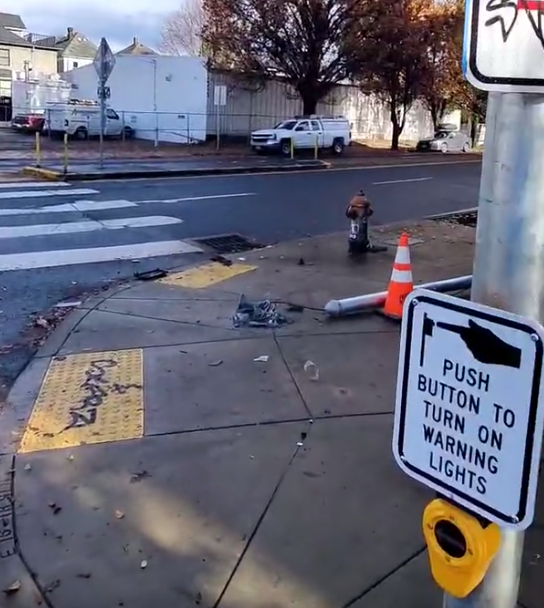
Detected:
left=416, top=127, right=471, bottom=153
left=11, top=113, right=45, bottom=133
left=250, top=115, right=351, bottom=156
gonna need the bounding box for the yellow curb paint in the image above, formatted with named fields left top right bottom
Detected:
left=18, top=349, right=144, bottom=454
left=21, top=167, right=62, bottom=181
left=160, top=262, right=257, bottom=289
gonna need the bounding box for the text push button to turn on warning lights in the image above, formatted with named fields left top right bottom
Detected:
left=393, top=289, right=544, bottom=530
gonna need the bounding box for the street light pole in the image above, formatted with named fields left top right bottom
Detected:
left=442, top=91, right=544, bottom=608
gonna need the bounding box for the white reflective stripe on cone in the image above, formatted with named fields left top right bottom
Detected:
left=390, top=268, right=413, bottom=283
left=394, top=246, right=411, bottom=265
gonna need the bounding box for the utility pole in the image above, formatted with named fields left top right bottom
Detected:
left=391, top=2, right=544, bottom=606
left=92, top=38, right=115, bottom=169
left=442, top=91, right=540, bottom=608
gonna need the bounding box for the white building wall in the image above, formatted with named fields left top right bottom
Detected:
left=63, top=55, right=208, bottom=143
left=61, top=57, right=93, bottom=72
left=207, top=70, right=461, bottom=142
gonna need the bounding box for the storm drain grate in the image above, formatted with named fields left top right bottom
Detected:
left=433, top=211, right=477, bottom=228
left=194, top=233, right=267, bottom=254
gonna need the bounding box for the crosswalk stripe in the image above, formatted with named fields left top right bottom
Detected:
left=0, top=181, right=71, bottom=190
left=0, top=241, right=202, bottom=271
left=0, top=200, right=137, bottom=216
left=0, top=216, right=183, bottom=239
left=0, top=188, right=99, bottom=200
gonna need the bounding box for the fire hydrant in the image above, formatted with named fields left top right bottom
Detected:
left=345, top=190, right=374, bottom=256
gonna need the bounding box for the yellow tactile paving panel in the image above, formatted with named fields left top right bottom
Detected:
left=160, top=262, right=257, bottom=289
left=19, top=350, right=144, bottom=454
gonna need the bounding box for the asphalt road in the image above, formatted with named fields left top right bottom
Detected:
left=0, top=159, right=481, bottom=388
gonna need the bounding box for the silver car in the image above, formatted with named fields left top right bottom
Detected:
left=416, top=130, right=471, bottom=153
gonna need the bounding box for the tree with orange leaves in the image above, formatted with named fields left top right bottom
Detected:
left=420, top=0, right=466, bottom=130
left=348, top=0, right=436, bottom=149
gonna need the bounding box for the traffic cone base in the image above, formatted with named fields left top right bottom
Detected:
left=380, top=232, right=413, bottom=321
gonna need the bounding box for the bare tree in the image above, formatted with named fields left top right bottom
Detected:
left=202, top=0, right=362, bottom=115
left=159, top=0, right=204, bottom=56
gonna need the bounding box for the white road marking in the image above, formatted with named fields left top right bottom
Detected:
left=0, top=216, right=182, bottom=239
left=0, top=188, right=98, bottom=200
left=138, top=192, right=256, bottom=203
left=0, top=181, right=70, bottom=189
left=0, top=200, right=137, bottom=216
left=0, top=240, right=202, bottom=271
left=371, top=177, right=433, bottom=185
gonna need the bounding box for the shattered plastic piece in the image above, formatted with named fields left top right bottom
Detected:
left=3, top=580, right=21, bottom=594
left=140, top=560, right=148, bottom=569
left=24, top=463, right=32, bottom=471
left=233, top=294, right=292, bottom=328
left=208, top=360, right=223, bottom=367
left=253, top=355, right=269, bottom=363
left=304, top=360, right=319, bottom=381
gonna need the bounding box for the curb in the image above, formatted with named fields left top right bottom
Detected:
left=20, top=167, right=62, bottom=181
left=21, top=161, right=329, bottom=181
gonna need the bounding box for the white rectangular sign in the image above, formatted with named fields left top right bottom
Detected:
left=464, top=0, right=544, bottom=92
left=393, top=289, right=544, bottom=530
left=214, top=85, right=227, bottom=106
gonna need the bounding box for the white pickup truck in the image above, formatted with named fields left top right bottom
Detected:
left=250, top=116, right=351, bottom=156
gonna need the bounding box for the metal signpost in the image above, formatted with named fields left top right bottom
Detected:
left=93, top=38, right=115, bottom=168
left=214, top=85, right=227, bottom=150
left=390, top=2, right=544, bottom=606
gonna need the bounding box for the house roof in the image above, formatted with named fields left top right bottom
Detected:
left=0, top=12, right=25, bottom=30
left=0, top=25, right=33, bottom=47
left=116, top=37, right=157, bottom=56
left=53, top=28, right=97, bottom=58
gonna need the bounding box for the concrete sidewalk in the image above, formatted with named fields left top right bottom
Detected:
left=0, top=220, right=540, bottom=608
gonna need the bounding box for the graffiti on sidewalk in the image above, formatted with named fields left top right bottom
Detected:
left=65, top=359, right=142, bottom=431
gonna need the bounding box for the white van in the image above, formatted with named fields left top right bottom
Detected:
left=44, top=100, right=134, bottom=140
left=251, top=115, right=351, bottom=156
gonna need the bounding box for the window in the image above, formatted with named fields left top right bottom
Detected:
left=310, top=120, right=320, bottom=131
left=0, top=49, right=10, bottom=67
left=106, top=109, right=119, bottom=120
left=274, top=120, right=296, bottom=130
left=295, top=121, right=310, bottom=131
left=73, top=61, right=79, bottom=68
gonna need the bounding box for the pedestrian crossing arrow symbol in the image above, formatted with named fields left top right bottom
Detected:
left=393, top=289, right=544, bottom=530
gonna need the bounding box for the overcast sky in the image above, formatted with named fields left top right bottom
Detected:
left=2, top=0, right=182, bottom=51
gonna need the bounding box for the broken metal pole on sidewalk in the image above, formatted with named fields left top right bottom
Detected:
left=324, top=275, right=472, bottom=317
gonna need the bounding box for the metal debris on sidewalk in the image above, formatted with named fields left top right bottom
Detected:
left=233, top=294, right=293, bottom=328
left=134, top=268, right=168, bottom=281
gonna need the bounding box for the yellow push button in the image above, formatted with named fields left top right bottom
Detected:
left=422, top=498, right=501, bottom=598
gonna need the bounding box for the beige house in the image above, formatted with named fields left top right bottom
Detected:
left=0, top=11, right=58, bottom=118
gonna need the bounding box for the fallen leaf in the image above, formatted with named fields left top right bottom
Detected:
left=3, top=580, right=21, bottom=594
left=115, top=510, right=125, bottom=520
left=208, top=360, right=223, bottom=367
left=24, top=463, right=32, bottom=471
left=48, top=502, right=62, bottom=515
left=140, top=560, right=148, bottom=569
left=253, top=355, right=269, bottom=363
left=76, top=573, right=92, bottom=579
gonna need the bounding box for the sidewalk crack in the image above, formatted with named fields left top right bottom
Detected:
left=213, top=425, right=311, bottom=608
left=341, top=546, right=427, bottom=608
left=273, top=333, right=314, bottom=419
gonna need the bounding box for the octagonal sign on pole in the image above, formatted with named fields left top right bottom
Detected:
left=464, top=0, right=544, bottom=91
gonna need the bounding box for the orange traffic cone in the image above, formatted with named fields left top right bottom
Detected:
left=382, top=233, right=413, bottom=320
